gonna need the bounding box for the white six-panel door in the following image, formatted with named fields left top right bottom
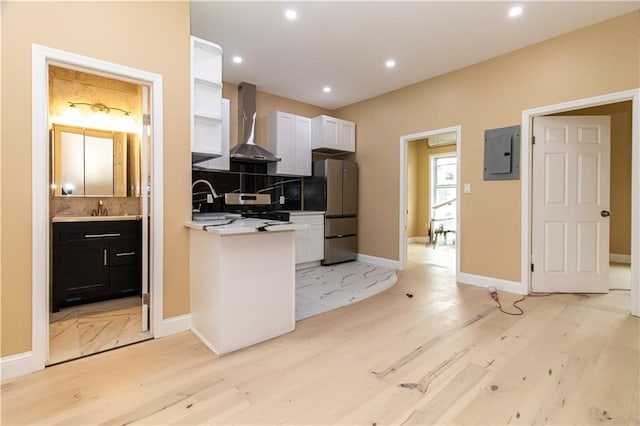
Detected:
left=532, top=116, right=610, bottom=293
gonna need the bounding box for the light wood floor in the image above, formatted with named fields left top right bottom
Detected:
left=2, top=245, right=638, bottom=425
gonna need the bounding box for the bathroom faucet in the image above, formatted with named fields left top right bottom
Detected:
left=91, top=199, right=108, bottom=216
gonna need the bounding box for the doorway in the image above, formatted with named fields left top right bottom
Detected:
left=399, top=126, right=461, bottom=273
left=32, top=44, right=165, bottom=372
left=522, top=89, right=639, bottom=316
left=47, top=66, right=152, bottom=364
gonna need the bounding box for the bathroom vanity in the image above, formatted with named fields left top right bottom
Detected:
left=51, top=216, right=142, bottom=312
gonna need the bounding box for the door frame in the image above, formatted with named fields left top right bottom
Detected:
left=399, top=125, right=461, bottom=275
left=521, top=89, right=640, bottom=316
left=31, top=44, right=165, bottom=370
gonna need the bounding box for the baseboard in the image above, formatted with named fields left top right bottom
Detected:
left=456, top=272, right=526, bottom=295
left=408, top=236, right=428, bottom=244
left=296, top=260, right=321, bottom=270
left=610, top=253, right=631, bottom=264
left=357, top=253, right=400, bottom=270
left=189, top=326, right=221, bottom=355
left=0, top=351, right=40, bottom=381
left=158, top=314, right=191, bottom=337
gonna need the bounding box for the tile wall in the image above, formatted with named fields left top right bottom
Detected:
left=192, top=163, right=303, bottom=213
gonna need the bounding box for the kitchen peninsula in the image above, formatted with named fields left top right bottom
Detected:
left=185, top=216, right=304, bottom=355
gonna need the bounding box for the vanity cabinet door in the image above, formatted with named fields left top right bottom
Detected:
left=53, top=239, right=110, bottom=312
left=52, top=220, right=142, bottom=312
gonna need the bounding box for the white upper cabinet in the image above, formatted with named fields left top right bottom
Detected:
left=267, top=111, right=312, bottom=176
left=193, top=98, right=230, bottom=171
left=311, top=115, right=356, bottom=154
left=191, top=36, right=223, bottom=162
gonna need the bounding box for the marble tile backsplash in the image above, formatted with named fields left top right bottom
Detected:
left=51, top=197, right=141, bottom=218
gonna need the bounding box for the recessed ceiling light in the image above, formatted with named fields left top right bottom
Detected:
left=385, top=59, right=396, bottom=69
left=285, top=9, right=297, bottom=20
left=509, top=6, right=523, bottom=18
left=232, top=56, right=243, bottom=64
left=323, top=86, right=331, bottom=93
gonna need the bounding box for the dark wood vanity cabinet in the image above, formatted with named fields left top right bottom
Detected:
left=52, top=220, right=141, bottom=312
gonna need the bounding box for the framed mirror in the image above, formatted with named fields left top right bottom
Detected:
left=52, top=124, right=141, bottom=197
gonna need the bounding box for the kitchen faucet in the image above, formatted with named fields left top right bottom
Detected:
left=192, top=179, right=220, bottom=213
left=91, top=199, right=108, bottom=216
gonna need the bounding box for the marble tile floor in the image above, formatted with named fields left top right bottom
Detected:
left=48, top=296, right=152, bottom=365
left=295, top=261, right=398, bottom=321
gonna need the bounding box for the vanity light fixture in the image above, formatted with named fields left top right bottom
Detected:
left=67, top=101, right=132, bottom=116
left=58, top=101, right=138, bottom=133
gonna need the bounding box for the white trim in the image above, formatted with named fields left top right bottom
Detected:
left=610, top=254, right=632, bottom=264
left=357, top=253, right=401, bottom=270
left=521, top=88, right=640, bottom=317
left=160, top=314, right=192, bottom=336
left=457, top=272, right=526, bottom=295
left=0, top=352, right=38, bottom=381
left=399, top=126, right=461, bottom=279
left=29, top=44, right=165, bottom=377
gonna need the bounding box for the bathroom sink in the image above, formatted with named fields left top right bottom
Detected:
left=52, top=215, right=141, bottom=223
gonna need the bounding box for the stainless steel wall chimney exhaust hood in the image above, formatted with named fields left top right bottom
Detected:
left=229, top=82, right=281, bottom=163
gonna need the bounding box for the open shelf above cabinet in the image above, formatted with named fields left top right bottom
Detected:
left=191, top=36, right=223, bottom=163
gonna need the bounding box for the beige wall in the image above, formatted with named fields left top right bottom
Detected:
left=554, top=101, right=633, bottom=256
left=407, top=141, right=420, bottom=237
left=335, top=11, right=639, bottom=281
left=1, top=1, right=191, bottom=356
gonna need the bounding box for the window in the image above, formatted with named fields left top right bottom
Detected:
left=430, top=154, right=457, bottom=230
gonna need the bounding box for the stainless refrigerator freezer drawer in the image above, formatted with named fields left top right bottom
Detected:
left=323, top=235, right=357, bottom=265
left=325, top=217, right=357, bottom=237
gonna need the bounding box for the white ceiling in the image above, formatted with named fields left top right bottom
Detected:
left=191, top=1, right=640, bottom=110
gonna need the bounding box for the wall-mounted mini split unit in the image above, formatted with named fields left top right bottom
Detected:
left=428, top=132, right=457, bottom=147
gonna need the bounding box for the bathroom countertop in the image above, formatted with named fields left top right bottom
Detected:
left=52, top=215, right=142, bottom=223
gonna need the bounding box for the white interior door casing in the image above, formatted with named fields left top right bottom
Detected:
left=532, top=116, right=610, bottom=293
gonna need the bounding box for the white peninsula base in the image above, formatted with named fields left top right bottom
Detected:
left=189, top=228, right=296, bottom=355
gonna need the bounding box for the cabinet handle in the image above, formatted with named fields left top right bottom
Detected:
left=104, top=249, right=107, bottom=266
left=85, top=233, right=121, bottom=239
left=116, top=251, right=136, bottom=257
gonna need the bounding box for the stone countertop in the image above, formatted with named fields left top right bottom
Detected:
left=184, top=217, right=308, bottom=235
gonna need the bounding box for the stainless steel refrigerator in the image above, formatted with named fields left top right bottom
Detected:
left=304, top=159, right=358, bottom=265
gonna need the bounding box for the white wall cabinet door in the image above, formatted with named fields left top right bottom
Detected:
left=311, top=115, right=355, bottom=154
left=267, top=111, right=311, bottom=176
left=191, top=36, right=223, bottom=162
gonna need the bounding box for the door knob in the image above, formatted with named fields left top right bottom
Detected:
left=601, top=210, right=611, bottom=217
